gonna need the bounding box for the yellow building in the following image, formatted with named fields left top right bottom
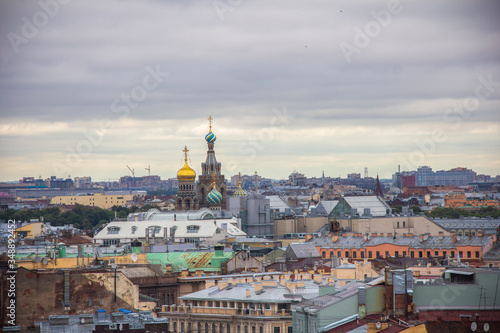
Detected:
left=50, top=193, right=135, bottom=209
left=14, top=222, right=45, bottom=239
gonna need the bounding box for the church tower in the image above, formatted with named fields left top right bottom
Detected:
left=175, top=146, right=199, bottom=211
left=198, top=116, right=227, bottom=209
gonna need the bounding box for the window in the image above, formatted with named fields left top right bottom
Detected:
left=397, top=222, right=400, bottom=228
left=411, top=251, right=414, bottom=258
left=443, top=251, right=447, bottom=257
left=322, top=252, right=326, bottom=259
left=215, top=301, right=220, bottom=307
left=103, top=239, right=120, bottom=246
left=345, top=251, right=349, bottom=258
left=434, top=251, right=438, bottom=257
left=107, top=226, right=120, bottom=234
left=451, top=251, right=455, bottom=258
left=330, top=251, right=333, bottom=258
left=337, top=251, right=341, bottom=257
left=208, top=301, right=213, bottom=307
left=427, top=251, right=431, bottom=258
left=476, top=251, right=480, bottom=258
left=361, top=251, right=365, bottom=258
left=403, top=221, right=406, bottom=228
left=352, top=251, right=357, bottom=258
left=288, top=327, right=293, bottom=333
left=395, top=251, right=399, bottom=257
left=187, top=225, right=200, bottom=233
left=403, top=251, right=406, bottom=257
left=181, top=322, right=184, bottom=332
left=467, top=251, right=471, bottom=258
left=376, top=251, right=380, bottom=258
left=252, top=326, right=256, bottom=333
left=459, top=251, right=463, bottom=258
left=273, top=328, right=280, bottom=333
left=385, top=251, right=389, bottom=258
left=419, top=251, right=423, bottom=258
left=368, top=251, right=372, bottom=258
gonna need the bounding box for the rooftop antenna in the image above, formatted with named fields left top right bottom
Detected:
left=145, top=165, right=151, bottom=176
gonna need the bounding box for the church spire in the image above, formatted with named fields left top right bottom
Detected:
left=374, top=174, right=384, bottom=197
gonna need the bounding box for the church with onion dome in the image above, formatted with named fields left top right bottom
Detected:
left=175, top=116, right=228, bottom=211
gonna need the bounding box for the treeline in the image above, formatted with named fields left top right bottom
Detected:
left=425, top=206, right=500, bottom=219
left=0, top=204, right=159, bottom=230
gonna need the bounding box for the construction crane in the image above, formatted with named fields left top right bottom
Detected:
left=126, top=165, right=135, bottom=188
left=145, top=165, right=151, bottom=176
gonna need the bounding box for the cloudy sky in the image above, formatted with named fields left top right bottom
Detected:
left=1, top=0, right=499, bottom=182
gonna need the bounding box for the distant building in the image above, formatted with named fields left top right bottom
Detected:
left=94, top=209, right=246, bottom=247
left=330, top=196, right=391, bottom=219
left=416, top=166, right=476, bottom=186
left=347, top=173, right=361, bottom=180
left=444, top=192, right=499, bottom=209
left=289, top=170, right=306, bottom=186
left=50, top=193, right=135, bottom=209
left=160, top=274, right=330, bottom=333
left=74, top=176, right=92, bottom=189
left=312, top=233, right=495, bottom=266
left=431, top=217, right=500, bottom=236
left=228, top=195, right=272, bottom=237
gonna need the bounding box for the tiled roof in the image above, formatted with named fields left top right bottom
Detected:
left=288, top=243, right=321, bottom=258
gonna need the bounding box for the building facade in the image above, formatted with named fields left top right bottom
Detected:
left=416, top=166, right=476, bottom=186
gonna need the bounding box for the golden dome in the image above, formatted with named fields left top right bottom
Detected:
left=177, top=146, right=196, bottom=181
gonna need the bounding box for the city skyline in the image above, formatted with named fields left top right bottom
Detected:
left=1, top=0, right=499, bottom=181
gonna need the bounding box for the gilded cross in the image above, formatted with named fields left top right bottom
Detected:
left=208, top=116, right=213, bottom=131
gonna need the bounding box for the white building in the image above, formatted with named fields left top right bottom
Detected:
left=94, top=208, right=246, bottom=246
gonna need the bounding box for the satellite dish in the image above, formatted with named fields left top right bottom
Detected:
left=484, top=323, right=490, bottom=332
left=376, top=322, right=381, bottom=329
left=471, top=322, right=477, bottom=331
left=423, top=234, right=429, bottom=241
left=42, top=258, right=48, bottom=265
left=131, top=253, right=138, bottom=262
left=34, top=256, right=42, bottom=263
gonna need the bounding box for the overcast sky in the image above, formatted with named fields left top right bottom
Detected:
left=1, top=0, right=499, bottom=182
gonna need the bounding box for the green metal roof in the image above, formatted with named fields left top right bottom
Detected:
left=147, top=251, right=234, bottom=272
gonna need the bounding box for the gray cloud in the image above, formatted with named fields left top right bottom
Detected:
left=0, top=0, right=499, bottom=180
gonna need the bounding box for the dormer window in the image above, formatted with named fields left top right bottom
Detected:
left=187, top=225, right=200, bottom=233
left=107, top=226, right=120, bottom=234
